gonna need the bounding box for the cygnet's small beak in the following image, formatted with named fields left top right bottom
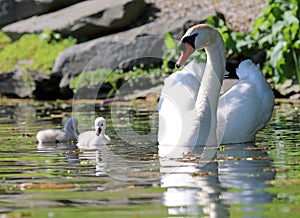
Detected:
left=176, top=43, right=195, bottom=68
left=96, top=127, right=102, bottom=136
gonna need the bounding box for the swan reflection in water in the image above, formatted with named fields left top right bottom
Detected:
left=70, top=140, right=274, bottom=217
left=160, top=142, right=275, bottom=216
left=77, top=141, right=160, bottom=181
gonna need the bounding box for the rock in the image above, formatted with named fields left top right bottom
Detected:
left=0, top=68, right=75, bottom=99
left=3, top=0, right=147, bottom=40
left=33, top=73, right=74, bottom=100
left=278, top=78, right=300, bottom=98
left=53, top=11, right=214, bottom=88
left=0, top=70, right=33, bottom=98
left=55, top=34, right=165, bottom=88
left=145, top=0, right=268, bottom=33
left=0, top=0, right=84, bottom=27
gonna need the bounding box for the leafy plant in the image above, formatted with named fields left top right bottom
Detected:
left=196, top=2, right=300, bottom=85
left=205, top=14, right=255, bottom=57
left=251, top=0, right=300, bottom=84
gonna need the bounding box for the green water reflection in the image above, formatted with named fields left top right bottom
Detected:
left=0, top=99, right=299, bottom=217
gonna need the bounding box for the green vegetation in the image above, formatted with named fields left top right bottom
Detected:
left=205, top=14, right=254, bottom=57
left=0, top=30, right=76, bottom=74
left=70, top=66, right=165, bottom=97
left=0, top=31, right=11, bottom=49
left=0, top=0, right=298, bottom=99
left=162, top=33, right=180, bottom=71
left=252, top=0, right=300, bottom=84
left=70, top=68, right=121, bottom=97
left=163, top=32, right=207, bottom=68
left=156, top=0, right=300, bottom=87
left=70, top=68, right=115, bottom=89
left=206, top=0, right=300, bottom=84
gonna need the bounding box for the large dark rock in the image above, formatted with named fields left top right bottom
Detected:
left=0, top=69, right=75, bottom=99
left=0, top=0, right=84, bottom=27
left=0, top=70, right=33, bottom=98
left=54, top=34, right=165, bottom=88
left=3, top=0, right=146, bottom=40
left=33, top=73, right=74, bottom=100
left=53, top=12, right=214, bottom=88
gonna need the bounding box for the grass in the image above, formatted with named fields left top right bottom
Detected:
left=0, top=31, right=11, bottom=49
left=0, top=30, right=76, bottom=74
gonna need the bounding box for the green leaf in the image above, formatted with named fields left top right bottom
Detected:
left=270, top=41, right=286, bottom=68
left=272, top=21, right=286, bottom=37
left=271, top=5, right=283, bottom=19
left=294, top=40, right=300, bottom=49
left=283, top=11, right=299, bottom=25
left=164, top=33, right=177, bottom=50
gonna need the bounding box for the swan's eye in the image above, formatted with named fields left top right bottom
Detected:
left=101, top=124, right=104, bottom=126
left=181, top=33, right=198, bottom=49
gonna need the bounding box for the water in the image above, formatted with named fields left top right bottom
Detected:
left=0, top=99, right=299, bottom=217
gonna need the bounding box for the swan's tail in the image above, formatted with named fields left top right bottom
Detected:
left=236, top=59, right=262, bottom=80
left=236, top=60, right=275, bottom=128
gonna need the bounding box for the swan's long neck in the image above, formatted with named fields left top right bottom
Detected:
left=195, top=33, right=226, bottom=145
left=65, top=121, right=79, bottom=139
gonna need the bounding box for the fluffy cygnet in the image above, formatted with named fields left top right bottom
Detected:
left=77, top=117, right=111, bottom=149
left=36, top=117, right=79, bottom=144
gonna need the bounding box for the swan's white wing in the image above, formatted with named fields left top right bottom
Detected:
left=218, top=82, right=261, bottom=143
left=158, top=61, right=205, bottom=112
left=236, top=60, right=274, bottom=129
left=77, top=131, right=97, bottom=149
left=218, top=60, right=274, bottom=144
left=158, top=61, right=205, bottom=154
left=77, top=131, right=110, bottom=149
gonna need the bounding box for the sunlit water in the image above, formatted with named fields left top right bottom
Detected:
left=0, top=99, right=299, bottom=217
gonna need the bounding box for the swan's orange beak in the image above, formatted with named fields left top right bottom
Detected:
left=176, top=43, right=195, bottom=68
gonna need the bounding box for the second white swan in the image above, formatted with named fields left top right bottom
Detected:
left=158, top=24, right=274, bottom=157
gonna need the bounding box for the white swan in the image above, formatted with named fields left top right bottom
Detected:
left=77, top=117, right=111, bottom=149
left=158, top=24, right=274, bottom=157
left=36, top=117, right=79, bottom=143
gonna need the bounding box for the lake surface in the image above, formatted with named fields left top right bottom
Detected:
left=0, top=99, right=299, bottom=217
